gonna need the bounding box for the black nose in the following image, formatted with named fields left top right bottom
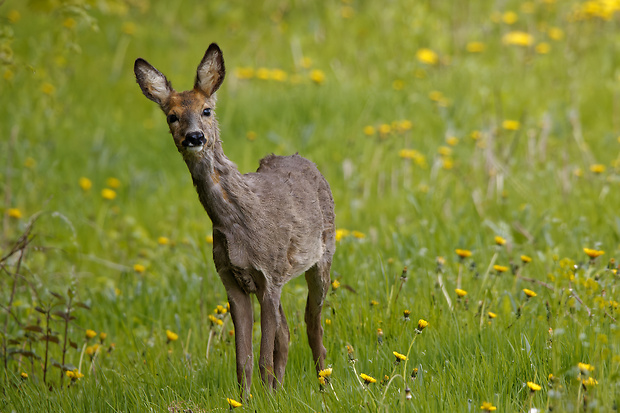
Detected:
left=182, top=131, right=206, bottom=147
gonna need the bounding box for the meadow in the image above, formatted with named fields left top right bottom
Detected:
left=1, top=0, right=620, bottom=411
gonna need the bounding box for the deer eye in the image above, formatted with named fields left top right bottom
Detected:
left=202, top=108, right=212, bottom=117
left=167, top=114, right=179, bottom=124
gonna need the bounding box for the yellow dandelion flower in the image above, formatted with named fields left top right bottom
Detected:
left=41, top=82, right=55, bottom=95
left=309, top=69, right=325, bottom=84
left=133, top=264, right=146, bottom=273
left=523, top=288, right=537, bottom=298
left=205, top=235, right=213, bottom=244
left=417, top=319, right=429, bottom=330
left=488, top=311, right=497, bottom=319
left=300, top=57, right=312, bottom=68
left=360, top=373, right=376, bottom=384
left=21, top=372, right=28, bottom=379
left=535, top=42, right=551, bottom=54
left=455, top=288, right=467, bottom=298
left=527, top=381, right=541, bottom=391
left=79, top=177, right=92, bottom=191
left=166, top=330, right=179, bottom=342
left=335, top=228, right=350, bottom=241
left=583, top=248, right=604, bottom=258
left=3, top=69, right=14, bottom=81
left=208, top=314, right=224, bottom=326
left=446, top=136, right=459, bottom=146
left=466, top=41, right=486, bottom=53
left=85, top=329, right=97, bottom=339
left=101, top=188, right=117, bottom=200
left=246, top=131, right=257, bottom=141
left=428, top=90, right=444, bottom=102
left=438, top=146, right=452, bottom=156
left=158, top=236, right=170, bottom=246
left=455, top=249, right=472, bottom=259
left=503, top=31, right=534, bottom=46
left=62, top=17, right=77, bottom=29
left=227, top=398, right=242, bottom=408
left=99, top=332, right=107, bottom=341
left=256, top=67, right=270, bottom=80
left=590, top=164, right=606, bottom=174
left=393, top=351, right=407, bottom=361
left=106, top=177, right=121, bottom=188
left=548, top=27, right=564, bottom=41
left=502, top=120, right=520, bottom=131
left=7, top=208, right=22, bottom=219
left=325, top=318, right=331, bottom=325
left=66, top=370, right=75, bottom=378
left=234, top=67, right=255, bottom=79
left=403, top=309, right=411, bottom=319
left=24, top=157, right=36, bottom=168
left=319, top=368, right=332, bottom=377
left=378, top=123, right=391, bottom=135
left=7, top=9, right=21, bottom=23
left=269, top=68, right=287, bottom=82
left=494, top=235, right=507, bottom=245
left=318, top=375, right=326, bottom=385
left=215, top=305, right=227, bottom=315
left=578, top=362, right=595, bottom=374
left=502, top=11, right=518, bottom=24
left=521, top=255, right=532, bottom=264
left=332, top=280, right=340, bottom=289
left=370, top=300, right=379, bottom=306
left=392, top=79, right=405, bottom=90
left=493, top=265, right=509, bottom=273
left=398, top=120, right=413, bottom=131
left=480, top=401, right=497, bottom=411
left=352, top=231, right=366, bottom=239
left=581, top=377, right=598, bottom=387
left=363, top=125, right=376, bottom=135
left=416, top=48, right=439, bottom=65
left=121, top=21, right=136, bottom=36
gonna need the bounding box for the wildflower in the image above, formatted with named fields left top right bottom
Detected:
left=502, top=120, right=520, bottom=131
left=256, top=68, right=270, bottom=80
left=158, top=236, right=170, bottom=245
left=133, top=264, right=146, bottom=273
left=405, top=386, right=412, bottom=400
left=548, top=27, right=564, bottom=41
left=466, top=41, right=486, bottom=53
left=521, top=255, right=532, bottom=264
left=7, top=208, right=22, bottom=219
left=417, top=319, right=429, bottom=331
left=535, top=42, right=551, bottom=54
left=41, top=82, right=55, bottom=95
left=300, top=57, right=312, bottom=68
left=106, top=177, right=121, bottom=188
left=455, top=249, right=472, bottom=259
left=318, top=375, right=326, bottom=385
left=438, top=146, right=452, bottom=157
left=578, top=362, right=595, bottom=374
left=428, top=90, right=444, bottom=101
left=332, top=280, right=340, bottom=290
left=7, top=9, right=21, bottom=23
left=335, top=229, right=350, bottom=241
left=319, top=368, right=332, bottom=378
left=101, top=188, right=117, bottom=200
left=398, top=120, right=413, bottom=131
left=234, top=67, right=255, bottom=79
left=79, top=177, right=92, bottom=191
left=378, top=124, right=391, bottom=136
left=66, top=370, right=75, bottom=379
left=121, top=21, right=136, bottom=36
left=363, top=125, right=376, bottom=135
left=480, top=401, right=497, bottom=411
left=393, top=351, right=407, bottom=362
left=493, top=265, right=509, bottom=273
left=583, top=248, right=604, bottom=259
left=99, top=332, right=107, bottom=342
left=360, top=373, right=376, bottom=384
left=352, top=231, right=366, bottom=239
left=502, top=11, right=518, bottom=24
left=21, top=372, right=28, bottom=379
left=209, top=314, right=224, bottom=326
left=325, top=318, right=331, bottom=325
left=503, top=31, right=534, bottom=46
left=370, top=300, right=378, bottom=307
left=527, top=381, right=541, bottom=391
left=392, top=79, right=405, bottom=90
left=227, top=398, right=242, bottom=408
left=269, top=68, right=287, bottom=82
left=309, top=69, right=325, bottom=84
left=85, top=329, right=97, bottom=340
left=246, top=131, right=257, bottom=141
left=403, top=309, right=411, bottom=320
left=67, top=369, right=84, bottom=380
left=455, top=288, right=467, bottom=298
left=523, top=288, right=537, bottom=298
left=590, top=164, right=606, bottom=174
left=494, top=235, right=506, bottom=245
left=24, top=157, right=36, bottom=168
left=166, top=330, right=179, bottom=342
left=215, top=305, right=227, bottom=315
left=581, top=377, right=598, bottom=387
left=416, top=48, right=439, bottom=65
left=446, top=136, right=459, bottom=146
left=488, top=311, right=497, bottom=319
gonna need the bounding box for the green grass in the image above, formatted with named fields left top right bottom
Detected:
left=1, top=0, right=620, bottom=411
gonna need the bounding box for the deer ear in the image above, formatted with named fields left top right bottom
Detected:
left=195, top=43, right=225, bottom=96
left=134, top=58, right=173, bottom=106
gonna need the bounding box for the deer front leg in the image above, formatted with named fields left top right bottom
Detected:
left=221, top=272, right=254, bottom=397
left=273, top=302, right=290, bottom=388
left=257, top=289, right=282, bottom=389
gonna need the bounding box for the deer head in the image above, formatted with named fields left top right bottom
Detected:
left=134, top=43, right=226, bottom=157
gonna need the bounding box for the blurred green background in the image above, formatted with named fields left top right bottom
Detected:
left=1, top=0, right=620, bottom=411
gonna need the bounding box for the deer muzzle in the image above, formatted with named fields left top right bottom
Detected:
left=182, top=131, right=207, bottom=149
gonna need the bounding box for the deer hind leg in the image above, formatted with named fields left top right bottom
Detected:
left=273, top=302, right=290, bottom=388
left=304, top=258, right=331, bottom=375
left=221, top=271, right=254, bottom=398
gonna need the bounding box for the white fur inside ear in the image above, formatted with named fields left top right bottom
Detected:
left=196, top=53, right=222, bottom=95
left=144, top=71, right=170, bottom=103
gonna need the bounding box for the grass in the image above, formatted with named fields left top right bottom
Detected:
left=1, top=0, right=620, bottom=411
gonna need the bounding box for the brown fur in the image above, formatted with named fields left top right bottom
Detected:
left=134, top=43, right=335, bottom=395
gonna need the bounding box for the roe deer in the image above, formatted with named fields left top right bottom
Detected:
left=134, top=43, right=335, bottom=394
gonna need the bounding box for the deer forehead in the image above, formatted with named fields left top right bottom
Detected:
left=165, top=90, right=213, bottom=115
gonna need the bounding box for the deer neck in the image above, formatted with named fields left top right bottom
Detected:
left=184, top=141, right=258, bottom=229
